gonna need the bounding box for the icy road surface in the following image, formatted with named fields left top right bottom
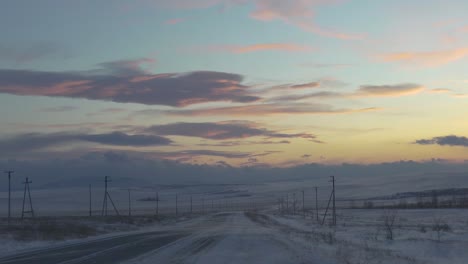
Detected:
left=0, top=212, right=327, bottom=264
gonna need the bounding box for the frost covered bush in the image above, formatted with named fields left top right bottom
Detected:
left=432, top=217, right=451, bottom=242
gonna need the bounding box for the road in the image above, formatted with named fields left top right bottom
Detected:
left=0, top=212, right=321, bottom=264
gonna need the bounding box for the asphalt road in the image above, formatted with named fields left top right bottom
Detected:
left=0, top=212, right=306, bottom=264
left=0, top=230, right=191, bottom=264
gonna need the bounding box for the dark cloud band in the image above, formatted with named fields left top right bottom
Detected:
left=0, top=65, right=259, bottom=107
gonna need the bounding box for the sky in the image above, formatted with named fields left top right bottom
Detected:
left=1, top=0, right=468, bottom=168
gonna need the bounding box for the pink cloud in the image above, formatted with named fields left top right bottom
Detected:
left=248, top=0, right=363, bottom=40
left=164, top=18, right=185, bottom=25
left=166, top=103, right=381, bottom=116
left=378, top=48, right=468, bottom=67
left=136, top=0, right=361, bottom=39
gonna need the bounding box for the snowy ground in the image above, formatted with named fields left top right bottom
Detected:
left=125, top=212, right=329, bottom=264
left=2, top=209, right=468, bottom=263
left=0, top=214, right=205, bottom=257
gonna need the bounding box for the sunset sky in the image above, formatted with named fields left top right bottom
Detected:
left=1, top=0, right=468, bottom=167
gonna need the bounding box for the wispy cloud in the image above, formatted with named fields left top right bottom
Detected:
left=40, top=106, right=78, bottom=112
left=378, top=48, right=468, bottom=67
left=86, top=108, right=127, bottom=117
left=144, top=121, right=320, bottom=141
left=453, top=93, right=468, bottom=98
left=157, top=149, right=256, bottom=159
left=164, top=18, right=185, bottom=25
left=96, top=58, right=156, bottom=75
left=290, top=82, right=320, bottom=89
left=0, top=42, right=65, bottom=63
left=300, top=63, right=352, bottom=68
left=268, top=83, right=424, bottom=102
left=267, top=91, right=342, bottom=102
left=212, top=43, right=315, bottom=53
left=197, top=140, right=290, bottom=147
left=137, top=149, right=280, bottom=161
left=428, top=88, right=452, bottom=94
left=354, top=83, right=424, bottom=97
left=166, top=103, right=381, bottom=116
left=0, top=132, right=173, bottom=153
left=414, top=135, right=468, bottom=147
left=248, top=0, right=363, bottom=39
left=137, top=0, right=362, bottom=39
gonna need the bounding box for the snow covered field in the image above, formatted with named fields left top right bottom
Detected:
left=267, top=209, right=468, bottom=264
left=1, top=209, right=468, bottom=263
left=2, top=180, right=468, bottom=263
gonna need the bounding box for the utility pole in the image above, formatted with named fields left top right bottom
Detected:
left=4, top=170, right=13, bottom=224
left=21, top=177, right=34, bottom=219
left=175, top=194, right=178, bottom=216
left=190, top=195, right=193, bottom=214
left=101, top=176, right=120, bottom=216
left=202, top=195, right=205, bottom=214
left=280, top=197, right=284, bottom=213
left=315, top=187, right=319, bottom=222
left=286, top=194, right=289, bottom=212
left=293, top=193, right=297, bottom=214
left=322, top=187, right=333, bottom=225
left=302, top=190, right=305, bottom=217
left=155, top=191, right=159, bottom=216
left=330, top=176, right=336, bottom=226
left=89, top=184, right=92, bottom=217
left=127, top=189, right=132, bottom=217
left=102, top=176, right=108, bottom=216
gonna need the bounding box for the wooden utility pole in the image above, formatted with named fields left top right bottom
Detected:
left=101, top=176, right=120, bottom=216
left=202, top=196, right=205, bottom=214
left=315, top=187, right=319, bottom=222
left=89, top=184, right=92, bottom=217
left=293, top=193, right=296, bottom=214
left=302, top=190, right=305, bottom=217
left=102, top=176, right=108, bottom=216
left=330, top=176, right=336, bottom=226
left=4, top=170, right=13, bottom=224
left=175, top=194, right=178, bottom=216
left=190, top=195, right=193, bottom=214
left=155, top=191, right=159, bottom=216
left=21, top=177, right=34, bottom=219
left=127, top=189, right=132, bottom=217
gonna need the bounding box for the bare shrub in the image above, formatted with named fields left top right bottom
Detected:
left=418, top=224, right=427, bottom=233
left=381, top=209, right=398, bottom=240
